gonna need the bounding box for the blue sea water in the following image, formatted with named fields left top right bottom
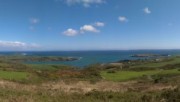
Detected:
left=0, top=50, right=180, bottom=67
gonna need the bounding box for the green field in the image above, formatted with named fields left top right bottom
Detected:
left=0, top=71, right=28, bottom=80
left=27, top=64, right=72, bottom=70
left=101, top=69, right=180, bottom=81
left=131, top=57, right=180, bottom=68
left=0, top=55, right=180, bottom=102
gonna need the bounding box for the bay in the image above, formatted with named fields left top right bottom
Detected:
left=0, top=50, right=180, bottom=67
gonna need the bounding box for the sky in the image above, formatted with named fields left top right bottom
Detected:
left=0, top=0, right=180, bottom=51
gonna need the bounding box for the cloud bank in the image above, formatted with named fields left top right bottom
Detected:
left=0, top=41, right=39, bottom=50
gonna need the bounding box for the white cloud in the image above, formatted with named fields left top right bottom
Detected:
left=65, top=0, right=105, bottom=7
left=30, top=18, right=39, bottom=24
left=143, top=7, right=151, bottom=14
left=80, top=25, right=99, bottom=33
left=94, top=22, right=105, bottom=27
left=63, top=22, right=104, bottom=36
left=0, top=41, right=39, bottom=50
left=63, top=28, right=79, bottom=36
left=118, top=16, right=128, bottom=22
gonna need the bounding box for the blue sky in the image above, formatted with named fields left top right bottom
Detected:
left=0, top=0, right=180, bottom=51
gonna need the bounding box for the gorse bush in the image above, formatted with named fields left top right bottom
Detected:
left=161, top=87, right=180, bottom=102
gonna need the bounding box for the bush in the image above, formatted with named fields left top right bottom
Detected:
left=161, top=63, right=180, bottom=70
left=161, top=87, right=180, bottom=102
left=107, top=70, right=116, bottom=73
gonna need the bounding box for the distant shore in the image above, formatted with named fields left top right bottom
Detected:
left=131, top=54, right=171, bottom=57
left=0, top=55, right=79, bottom=62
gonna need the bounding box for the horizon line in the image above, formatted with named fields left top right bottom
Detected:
left=0, top=49, right=180, bottom=52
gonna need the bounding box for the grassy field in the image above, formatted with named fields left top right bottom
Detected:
left=26, top=64, right=71, bottom=70
left=0, top=70, right=29, bottom=80
left=131, top=57, right=180, bottom=68
left=27, top=64, right=54, bottom=70
left=0, top=55, right=180, bottom=102
left=101, top=69, right=180, bottom=81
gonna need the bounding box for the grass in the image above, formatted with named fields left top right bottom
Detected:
left=0, top=87, right=152, bottom=102
left=131, top=57, right=180, bottom=68
left=0, top=55, right=180, bottom=102
left=27, top=64, right=57, bottom=70
left=0, top=86, right=179, bottom=102
left=101, top=69, right=180, bottom=81
left=0, top=70, right=29, bottom=81
left=26, top=64, right=73, bottom=71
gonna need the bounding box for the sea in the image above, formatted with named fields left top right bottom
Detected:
left=0, top=50, right=180, bottom=67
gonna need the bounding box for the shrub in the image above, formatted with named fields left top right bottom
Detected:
left=161, top=87, right=180, bottom=102
left=107, top=70, right=116, bottom=73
